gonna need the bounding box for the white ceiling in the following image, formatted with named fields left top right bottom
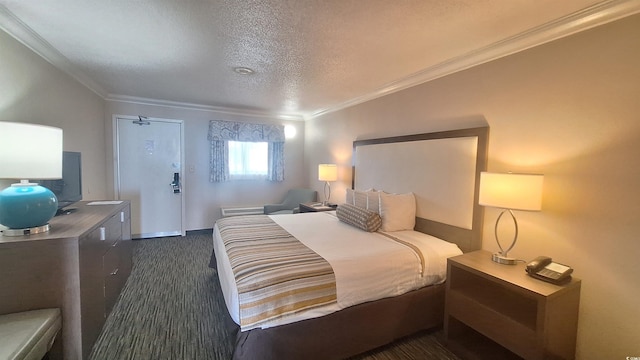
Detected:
left=1, top=1, right=638, bottom=120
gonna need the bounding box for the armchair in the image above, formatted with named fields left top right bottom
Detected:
left=264, top=189, right=317, bottom=215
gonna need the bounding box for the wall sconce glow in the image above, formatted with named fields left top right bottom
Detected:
left=284, top=125, right=296, bottom=139
left=0, top=122, right=63, bottom=236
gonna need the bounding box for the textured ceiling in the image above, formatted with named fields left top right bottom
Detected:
left=1, top=0, right=638, bottom=120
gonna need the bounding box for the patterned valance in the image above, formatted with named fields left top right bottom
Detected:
left=208, top=120, right=285, bottom=142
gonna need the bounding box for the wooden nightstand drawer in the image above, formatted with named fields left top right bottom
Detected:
left=447, top=289, right=537, bottom=358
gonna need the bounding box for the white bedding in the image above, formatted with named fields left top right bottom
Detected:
left=212, top=211, right=462, bottom=330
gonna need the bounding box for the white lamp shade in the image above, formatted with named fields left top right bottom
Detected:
left=479, top=172, right=543, bottom=211
left=318, top=164, right=337, bottom=182
left=0, top=122, right=63, bottom=180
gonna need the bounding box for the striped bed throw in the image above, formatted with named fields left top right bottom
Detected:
left=217, top=215, right=337, bottom=330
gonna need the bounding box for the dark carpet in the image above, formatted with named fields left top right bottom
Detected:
left=89, top=233, right=460, bottom=360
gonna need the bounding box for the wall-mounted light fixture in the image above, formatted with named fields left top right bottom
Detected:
left=284, top=124, right=296, bottom=139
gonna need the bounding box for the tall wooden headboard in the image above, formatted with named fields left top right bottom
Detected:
left=352, top=127, right=489, bottom=253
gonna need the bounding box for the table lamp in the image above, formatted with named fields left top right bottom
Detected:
left=318, top=164, right=337, bottom=205
left=479, top=172, right=544, bottom=265
left=0, top=122, right=63, bottom=236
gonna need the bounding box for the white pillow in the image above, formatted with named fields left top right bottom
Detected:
left=346, top=188, right=356, bottom=204
left=379, top=192, right=416, bottom=231
left=366, top=191, right=381, bottom=214
left=346, top=188, right=380, bottom=213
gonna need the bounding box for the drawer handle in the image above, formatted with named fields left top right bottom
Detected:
left=99, top=227, right=106, bottom=241
left=110, top=268, right=119, bottom=276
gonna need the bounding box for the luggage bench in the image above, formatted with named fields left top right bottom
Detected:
left=0, top=309, right=61, bottom=360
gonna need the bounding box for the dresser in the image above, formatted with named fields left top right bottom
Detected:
left=0, top=201, right=132, bottom=360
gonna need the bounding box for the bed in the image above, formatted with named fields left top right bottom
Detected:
left=210, top=126, right=489, bottom=360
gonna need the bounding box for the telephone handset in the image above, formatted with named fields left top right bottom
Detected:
left=526, top=256, right=573, bottom=285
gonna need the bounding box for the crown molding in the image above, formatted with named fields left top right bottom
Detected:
left=3, top=2, right=639, bottom=122
left=106, top=94, right=305, bottom=121
left=307, top=0, right=640, bottom=120
left=0, top=4, right=303, bottom=121
left=0, top=4, right=109, bottom=98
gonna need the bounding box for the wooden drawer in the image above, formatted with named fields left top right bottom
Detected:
left=78, top=203, right=131, bottom=359
left=81, top=211, right=123, bottom=255
left=102, top=212, right=123, bottom=247
left=447, top=289, right=538, bottom=359
left=103, top=243, right=119, bottom=316
left=103, top=239, right=132, bottom=316
left=121, top=207, right=131, bottom=241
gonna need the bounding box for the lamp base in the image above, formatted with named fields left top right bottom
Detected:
left=0, top=181, right=58, bottom=231
left=323, top=181, right=331, bottom=206
left=1, top=224, right=50, bottom=236
left=492, top=252, right=519, bottom=265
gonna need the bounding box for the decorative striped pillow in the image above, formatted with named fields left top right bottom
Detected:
left=336, top=203, right=382, bottom=232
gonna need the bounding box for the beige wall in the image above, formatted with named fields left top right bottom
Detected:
left=306, top=14, right=640, bottom=360
left=0, top=30, right=107, bottom=199
left=105, top=101, right=307, bottom=230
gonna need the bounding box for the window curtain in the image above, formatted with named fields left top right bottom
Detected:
left=208, top=120, right=285, bottom=182
left=268, top=142, right=285, bottom=182
left=209, top=139, right=229, bottom=182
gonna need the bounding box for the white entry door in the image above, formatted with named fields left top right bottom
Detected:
left=115, top=117, right=184, bottom=238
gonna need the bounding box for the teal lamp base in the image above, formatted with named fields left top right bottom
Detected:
left=0, top=181, right=58, bottom=236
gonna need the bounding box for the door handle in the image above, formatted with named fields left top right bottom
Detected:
left=170, top=172, right=181, bottom=193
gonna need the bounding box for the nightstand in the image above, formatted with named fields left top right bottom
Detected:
left=298, top=202, right=337, bottom=213
left=444, top=250, right=581, bottom=360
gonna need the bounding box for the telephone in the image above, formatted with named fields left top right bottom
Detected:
left=525, top=256, right=573, bottom=285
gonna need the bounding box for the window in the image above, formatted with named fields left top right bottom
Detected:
left=208, top=120, right=285, bottom=182
left=228, top=141, right=268, bottom=180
